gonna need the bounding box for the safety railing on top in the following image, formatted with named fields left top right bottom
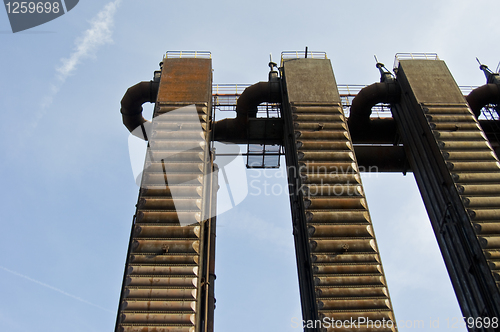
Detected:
left=393, top=52, right=439, bottom=69
left=281, top=51, right=328, bottom=65
left=212, top=84, right=281, bottom=118
left=459, top=86, right=479, bottom=96
left=212, top=84, right=251, bottom=96
left=164, top=51, right=212, bottom=59
left=212, top=84, right=251, bottom=112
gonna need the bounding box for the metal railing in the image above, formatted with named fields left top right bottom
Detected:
left=212, top=84, right=249, bottom=111
left=281, top=51, right=327, bottom=65
left=337, top=84, right=365, bottom=96
left=211, top=83, right=499, bottom=120
left=165, top=51, right=212, bottom=59
left=211, top=83, right=283, bottom=168
left=212, top=84, right=281, bottom=118
left=459, top=85, right=479, bottom=96
left=212, top=84, right=251, bottom=96
left=394, top=53, right=439, bottom=69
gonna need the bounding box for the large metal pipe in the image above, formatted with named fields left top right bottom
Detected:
left=347, top=81, right=400, bottom=133
left=213, top=80, right=281, bottom=141
left=235, top=81, right=281, bottom=118
left=466, top=84, right=500, bottom=118
left=120, top=81, right=159, bottom=135
left=466, top=62, right=500, bottom=118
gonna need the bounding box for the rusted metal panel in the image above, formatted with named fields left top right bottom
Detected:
left=314, top=275, right=386, bottom=286
left=136, top=211, right=202, bottom=224
left=302, top=184, right=364, bottom=197
left=157, top=58, right=212, bottom=104
left=120, top=312, right=196, bottom=324
left=126, top=265, right=199, bottom=275
left=133, top=225, right=201, bottom=238
left=312, top=253, right=381, bottom=264
left=316, top=286, right=388, bottom=298
left=318, top=298, right=391, bottom=310
left=124, top=287, right=197, bottom=299
left=305, top=211, right=370, bottom=223
left=131, top=239, right=200, bottom=254
left=140, top=185, right=203, bottom=198
left=119, top=326, right=194, bottom=332
left=130, top=254, right=199, bottom=265
left=138, top=197, right=202, bottom=210
left=308, top=224, right=373, bottom=237
left=122, top=300, right=197, bottom=311
left=126, top=276, right=198, bottom=287
left=313, top=264, right=381, bottom=274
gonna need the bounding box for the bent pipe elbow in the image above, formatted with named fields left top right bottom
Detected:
left=235, top=81, right=281, bottom=121
left=214, top=81, right=281, bottom=141
left=348, top=82, right=400, bottom=131
left=120, top=81, right=159, bottom=135
left=466, top=84, right=500, bottom=118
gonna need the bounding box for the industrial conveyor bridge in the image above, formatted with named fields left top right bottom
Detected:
left=115, top=51, right=500, bottom=332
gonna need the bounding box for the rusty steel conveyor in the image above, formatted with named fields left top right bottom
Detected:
left=115, top=52, right=500, bottom=332
left=115, top=57, right=216, bottom=332
left=281, top=58, right=397, bottom=332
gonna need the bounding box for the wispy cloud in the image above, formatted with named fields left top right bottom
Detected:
left=56, top=0, right=122, bottom=83
left=30, top=0, right=122, bottom=132
left=0, top=265, right=113, bottom=313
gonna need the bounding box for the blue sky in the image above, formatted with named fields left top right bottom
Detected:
left=1, top=1, right=500, bottom=331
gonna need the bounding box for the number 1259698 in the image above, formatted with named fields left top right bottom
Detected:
left=5, top=2, right=60, bottom=14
